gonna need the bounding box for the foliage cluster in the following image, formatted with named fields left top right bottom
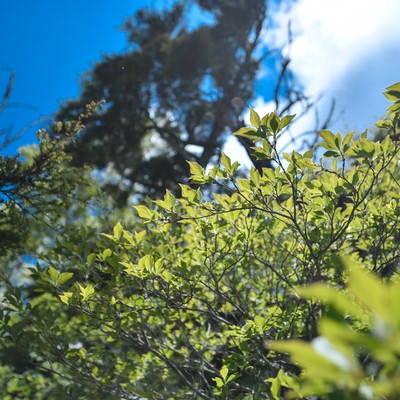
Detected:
left=1, top=82, right=400, bottom=399
left=0, top=102, right=100, bottom=255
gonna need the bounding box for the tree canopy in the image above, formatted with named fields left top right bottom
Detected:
left=1, top=79, right=400, bottom=398
left=55, top=0, right=310, bottom=205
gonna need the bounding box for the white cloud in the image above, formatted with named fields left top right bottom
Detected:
left=267, top=0, right=400, bottom=132
left=225, top=0, right=400, bottom=167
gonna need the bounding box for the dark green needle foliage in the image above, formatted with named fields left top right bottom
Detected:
left=55, top=0, right=291, bottom=205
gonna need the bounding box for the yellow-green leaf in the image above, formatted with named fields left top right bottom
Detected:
left=113, top=222, right=124, bottom=239
left=220, top=365, right=229, bottom=381
left=134, top=205, right=153, bottom=220
left=59, top=291, right=73, bottom=305
left=250, top=107, right=261, bottom=128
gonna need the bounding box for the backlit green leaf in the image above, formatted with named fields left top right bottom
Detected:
left=250, top=107, right=261, bottom=128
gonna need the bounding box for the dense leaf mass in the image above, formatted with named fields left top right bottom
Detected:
left=1, top=82, right=400, bottom=399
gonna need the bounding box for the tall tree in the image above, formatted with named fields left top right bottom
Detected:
left=56, top=0, right=302, bottom=205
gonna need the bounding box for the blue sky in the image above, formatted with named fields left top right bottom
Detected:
left=1, top=0, right=400, bottom=163
left=0, top=0, right=160, bottom=154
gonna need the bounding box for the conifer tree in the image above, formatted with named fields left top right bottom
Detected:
left=56, top=0, right=303, bottom=204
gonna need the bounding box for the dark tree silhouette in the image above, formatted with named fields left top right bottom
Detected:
left=55, top=0, right=307, bottom=205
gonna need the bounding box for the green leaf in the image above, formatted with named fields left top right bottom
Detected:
left=213, top=377, right=224, bottom=388
left=384, top=82, right=400, bottom=101
left=346, top=260, right=388, bottom=322
left=134, top=205, right=153, bottom=220
left=319, top=130, right=337, bottom=150
left=254, top=315, right=266, bottom=334
left=375, top=119, right=392, bottom=129
left=221, top=152, right=231, bottom=172
left=269, top=112, right=280, bottom=134
left=250, top=144, right=271, bottom=161
left=180, top=185, right=201, bottom=203
left=58, top=272, right=74, bottom=285
left=78, top=283, right=95, bottom=301
left=164, top=190, right=175, bottom=209
left=250, top=168, right=260, bottom=187
left=323, top=150, right=340, bottom=158
left=250, top=107, right=261, bottom=128
left=102, top=248, right=112, bottom=258
left=279, top=114, right=296, bottom=130
left=135, top=230, right=146, bottom=242
left=48, top=266, right=59, bottom=283
left=59, top=291, right=73, bottom=305
left=334, top=132, right=342, bottom=149
left=187, top=161, right=204, bottom=176
left=188, top=161, right=208, bottom=183
left=86, top=253, right=96, bottom=266
left=269, top=339, right=353, bottom=379
left=113, top=222, right=124, bottom=239
left=154, top=190, right=176, bottom=210
left=295, top=283, right=364, bottom=322
left=267, top=373, right=282, bottom=400
left=220, top=365, right=229, bottom=381
left=207, top=165, right=219, bottom=180
left=342, top=132, right=353, bottom=148
left=387, top=101, right=400, bottom=114
left=234, top=126, right=258, bottom=138
left=267, top=369, right=301, bottom=399
left=385, top=81, right=400, bottom=92
left=138, top=254, right=154, bottom=271
left=352, top=138, right=376, bottom=157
